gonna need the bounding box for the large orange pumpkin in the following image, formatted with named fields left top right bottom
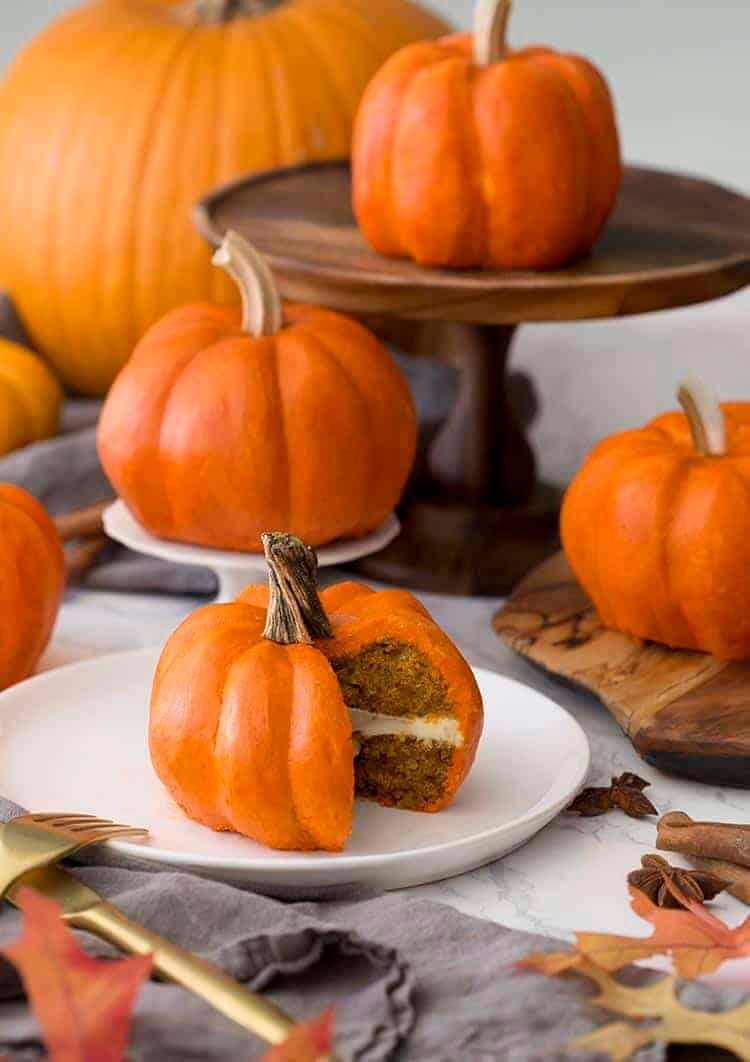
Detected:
left=0, top=485, right=64, bottom=688
left=561, top=378, right=750, bottom=660
left=0, top=0, right=447, bottom=396
left=97, top=231, right=417, bottom=551
left=352, top=0, right=621, bottom=270
left=150, top=533, right=483, bottom=850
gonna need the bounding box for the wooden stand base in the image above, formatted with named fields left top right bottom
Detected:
left=354, top=488, right=560, bottom=595
left=352, top=320, right=558, bottom=595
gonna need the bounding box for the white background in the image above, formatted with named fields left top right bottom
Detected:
left=1, top=1, right=748, bottom=484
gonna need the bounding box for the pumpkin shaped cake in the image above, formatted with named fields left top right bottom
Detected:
left=149, top=534, right=483, bottom=851
left=562, top=378, right=750, bottom=660
left=352, top=0, right=621, bottom=270
left=98, top=231, right=417, bottom=552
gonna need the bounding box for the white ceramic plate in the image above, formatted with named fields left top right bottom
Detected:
left=103, top=500, right=402, bottom=602
left=0, top=649, right=589, bottom=890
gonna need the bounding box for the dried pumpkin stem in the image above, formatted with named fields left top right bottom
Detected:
left=677, top=376, right=727, bottom=457
left=212, top=230, right=283, bottom=337
left=179, top=0, right=282, bottom=24
left=473, top=0, right=512, bottom=65
left=262, top=533, right=334, bottom=645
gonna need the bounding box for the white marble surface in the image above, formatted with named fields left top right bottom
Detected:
left=42, top=581, right=750, bottom=978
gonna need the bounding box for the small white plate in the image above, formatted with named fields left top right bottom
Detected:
left=103, top=501, right=401, bottom=602
left=0, top=649, right=589, bottom=890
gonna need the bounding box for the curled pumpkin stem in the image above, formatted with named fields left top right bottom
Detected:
left=262, top=533, right=334, bottom=645
left=677, top=376, right=727, bottom=457
left=212, top=230, right=283, bottom=337
left=473, top=0, right=512, bottom=65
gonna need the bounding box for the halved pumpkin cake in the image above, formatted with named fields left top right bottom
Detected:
left=238, top=569, right=483, bottom=815
left=150, top=534, right=483, bottom=852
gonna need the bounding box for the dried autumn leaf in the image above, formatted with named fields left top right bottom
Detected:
left=568, top=960, right=750, bottom=1061
left=261, top=1007, right=334, bottom=1061
left=1, top=886, right=152, bottom=1062
left=524, top=886, right=750, bottom=980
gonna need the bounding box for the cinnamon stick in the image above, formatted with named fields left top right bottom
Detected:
left=55, top=500, right=110, bottom=544
left=65, top=534, right=108, bottom=585
left=688, top=856, right=750, bottom=905
left=657, top=811, right=750, bottom=870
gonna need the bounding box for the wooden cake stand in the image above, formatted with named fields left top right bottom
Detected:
left=195, top=161, right=750, bottom=595
left=494, top=553, right=750, bottom=789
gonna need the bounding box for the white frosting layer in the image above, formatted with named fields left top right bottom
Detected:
left=348, top=707, right=463, bottom=747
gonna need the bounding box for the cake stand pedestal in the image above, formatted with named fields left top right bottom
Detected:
left=195, top=162, right=750, bottom=595
left=103, top=501, right=401, bottom=603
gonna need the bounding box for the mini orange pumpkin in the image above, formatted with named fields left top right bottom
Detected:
left=352, top=0, right=621, bottom=270
left=97, top=232, right=417, bottom=551
left=0, top=484, right=64, bottom=688
left=149, top=533, right=483, bottom=851
left=561, top=378, right=750, bottom=660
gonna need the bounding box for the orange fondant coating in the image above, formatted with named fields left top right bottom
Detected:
left=150, top=581, right=484, bottom=850
left=98, top=303, right=416, bottom=551
left=352, top=34, right=621, bottom=269
left=562, top=404, right=750, bottom=660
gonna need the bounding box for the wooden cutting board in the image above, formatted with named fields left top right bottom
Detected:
left=493, top=552, right=750, bottom=787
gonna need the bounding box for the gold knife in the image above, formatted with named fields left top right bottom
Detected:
left=8, top=863, right=295, bottom=1046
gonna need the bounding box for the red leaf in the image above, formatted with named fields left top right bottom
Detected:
left=261, top=1008, right=335, bottom=1061
left=1, top=887, right=152, bottom=1061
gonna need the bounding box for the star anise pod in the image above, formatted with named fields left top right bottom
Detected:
left=567, top=771, right=658, bottom=819
left=628, top=854, right=728, bottom=908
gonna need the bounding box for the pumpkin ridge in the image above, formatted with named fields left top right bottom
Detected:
left=275, top=325, right=371, bottom=542
left=660, top=457, right=697, bottom=649
left=281, top=7, right=359, bottom=128
left=154, top=332, right=229, bottom=537
left=298, top=322, right=378, bottom=537
left=384, top=52, right=444, bottom=256
left=324, top=0, right=415, bottom=73
left=272, top=6, right=351, bottom=152
left=145, top=27, right=219, bottom=332
left=112, top=23, right=194, bottom=382
left=266, top=336, right=292, bottom=534
left=0, top=378, right=29, bottom=454
left=0, top=344, right=60, bottom=443
left=42, top=19, right=138, bottom=388
left=392, top=54, right=479, bottom=264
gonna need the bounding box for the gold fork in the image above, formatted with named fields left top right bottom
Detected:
left=0, top=813, right=296, bottom=1048
left=0, top=813, right=149, bottom=893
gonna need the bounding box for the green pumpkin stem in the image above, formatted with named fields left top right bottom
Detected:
left=473, top=0, right=512, bottom=65
left=262, top=533, right=334, bottom=645
left=677, top=376, right=727, bottom=457
left=212, top=230, right=283, bottom=337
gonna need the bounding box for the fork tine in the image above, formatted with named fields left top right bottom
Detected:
left=28, top=812, right=100, bottom=824
left=93, top=826, right=148, bottom=839
left=49, top=817, right=114, bottom=831
left=73, top=822, right=146, bottom=836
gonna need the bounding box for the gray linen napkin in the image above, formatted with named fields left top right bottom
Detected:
left=3, top=799, right=744, bottom=1062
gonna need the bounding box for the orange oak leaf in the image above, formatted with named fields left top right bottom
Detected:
left=261, top=1008, right=334, bottom=1061
left=1, top=887, right=152, bottom=1062
left=521, top=886, right=750, bottom=980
